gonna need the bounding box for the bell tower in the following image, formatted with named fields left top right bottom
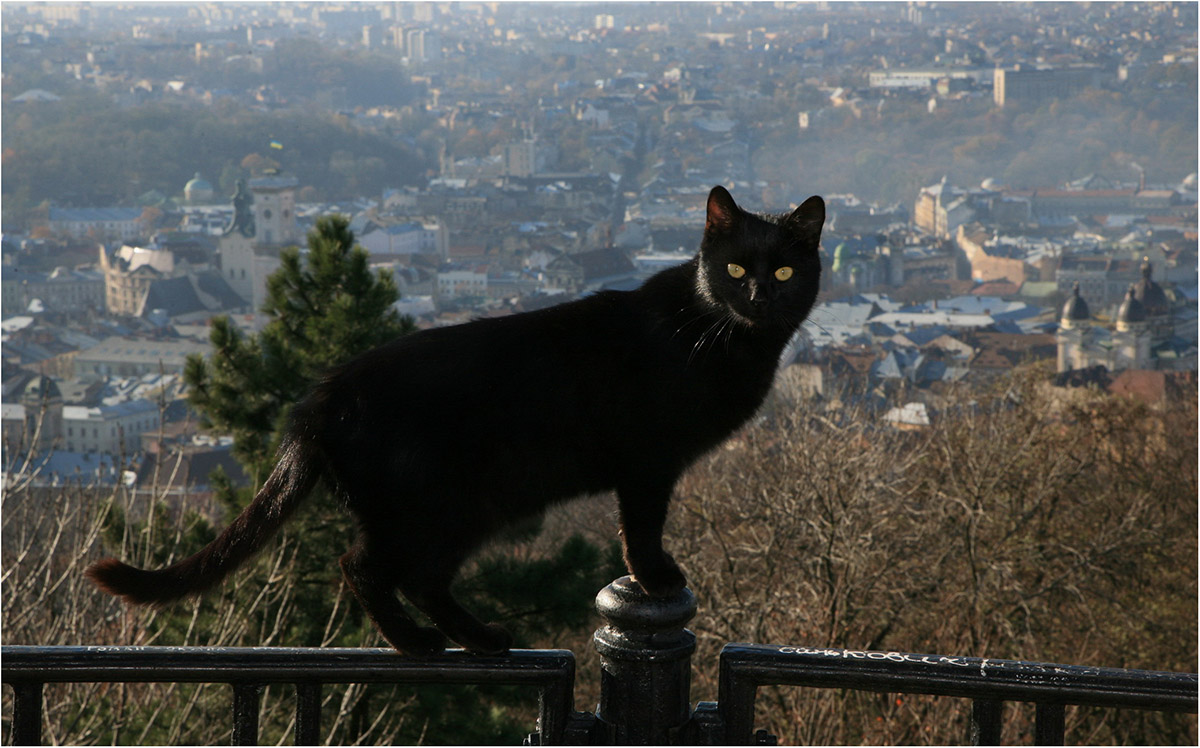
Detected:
left=1112, top=285, right=1152, bottom=371
left=248, top=174, right=299, bottom=247
left=217, top=174, right=299, bottom=311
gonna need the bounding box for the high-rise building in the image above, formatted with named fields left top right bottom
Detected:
left=404, top=28, right=441, bottom=62
left=362, top=24, right=383, bottom=48
left=504, top=140, right=536, bottom=178
left=993, top=64, right=1101, bottom=107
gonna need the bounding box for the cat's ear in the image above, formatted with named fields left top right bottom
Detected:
left=786, top=195, right=826, bottom=235
left=705, top=186, right=739, bottom=233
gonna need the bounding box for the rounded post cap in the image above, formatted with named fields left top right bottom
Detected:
left=595, top=575, right=697, bottom=634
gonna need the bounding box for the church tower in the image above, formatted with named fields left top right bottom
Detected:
left=218, top=174, right=300, bottom=312
left=1131, top=259, right=1171, bottom=347
left=247, top=174, right=299, bottom=247
left=1056, top=282, right=1092, bottom=373
left=1112, top=285, right=1152, bottom=371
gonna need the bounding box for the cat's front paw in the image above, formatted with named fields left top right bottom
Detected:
left=632, top=555, right=688, bottom=598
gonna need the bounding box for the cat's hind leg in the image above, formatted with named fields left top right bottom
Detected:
left=397, top=563, right=514, bottom=656
left=339, top=544, right=446, bottom=656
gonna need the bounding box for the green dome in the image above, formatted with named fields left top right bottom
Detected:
left=184, top=172, right=214, bottom=203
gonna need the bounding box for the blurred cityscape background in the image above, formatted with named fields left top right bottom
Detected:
left=2, top=5, right=1197, bottom=745
left=2, top=1, right=1196, bottom=490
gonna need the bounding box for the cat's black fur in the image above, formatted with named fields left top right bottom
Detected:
left=87, top=186, right=824, bottom=655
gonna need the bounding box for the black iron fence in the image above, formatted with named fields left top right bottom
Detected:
left=4, top=576, right=1196, bottom=745
left=2, top=645, right=581, bottom=746
left=713, top=644, right=1198, bottom=745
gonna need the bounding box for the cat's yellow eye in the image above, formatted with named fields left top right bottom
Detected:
left=774, top=266, right=794, bottom=281
left=727, top=263, right=746, bottom=279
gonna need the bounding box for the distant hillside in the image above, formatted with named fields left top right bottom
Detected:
left=1, top=95, right=430, bottom=225
left=752, top=74, right=1198, bottom=207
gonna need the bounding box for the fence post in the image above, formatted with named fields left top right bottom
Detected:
left=12, top=682, right=43, bottom=746
left=231, top=683, right=262, bottom=746
left=592, top=575, right=697, bottom=745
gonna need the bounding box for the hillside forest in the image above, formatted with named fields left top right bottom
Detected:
left=2, top=41, right=1196, bottom=228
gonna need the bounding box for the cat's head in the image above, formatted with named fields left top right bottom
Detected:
left=697, top=185, right=824, bottom=331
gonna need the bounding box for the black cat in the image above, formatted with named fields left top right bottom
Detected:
left=87, top=186, right=824, bottom=656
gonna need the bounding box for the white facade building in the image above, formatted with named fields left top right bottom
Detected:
left=62, top=400, right=160, bottom=456
left=49, top=207, right=144, bottom=241
left=437, top=267, right=488, bottom=299
left=358, top=220, right=448, bottom=258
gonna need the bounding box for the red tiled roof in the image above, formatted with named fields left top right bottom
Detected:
left=1107, top=370, right=1197, bottom=404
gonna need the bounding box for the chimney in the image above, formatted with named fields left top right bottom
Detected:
left=1131, top=161, right=1146, bottom=192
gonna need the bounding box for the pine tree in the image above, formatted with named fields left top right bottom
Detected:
left=178, top=215, right=415, bottom=651
left=185, top=214, right=414, bottom=480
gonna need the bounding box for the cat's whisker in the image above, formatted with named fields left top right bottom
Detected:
left=692, top=310, right=742, bottom=364
left=709, top=313, right=741, bottom=359
left=720, top=314, right=738, bottom=353
left=672, top=307, right=719, bottom=341
left=675, top=316, right=710, bottom=340
left=704, top=316, right=727, bottom=359
left=803, top=316, right=833, bottom=337
left=689, top=314, right=729, bottom=365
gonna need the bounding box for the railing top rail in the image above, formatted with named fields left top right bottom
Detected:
left=718, top=643, right=1199, bottom=713
left=1, top=645, right=576, bottom=688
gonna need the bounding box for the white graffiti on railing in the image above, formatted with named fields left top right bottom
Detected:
left=776, top=645, right=996, bottom=669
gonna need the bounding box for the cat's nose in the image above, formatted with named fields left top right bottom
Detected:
left=748, top=282, right=768, bottom=306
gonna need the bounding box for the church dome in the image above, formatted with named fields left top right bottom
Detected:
left=1116, top=285, right=1147, bottom=325
left=1060, top=282, right=1090, bottom=324
left=184, top=172, right=214, bottom=204
left=1132, top=260, right=1169, bottom=317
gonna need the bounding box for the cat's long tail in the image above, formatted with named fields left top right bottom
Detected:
left=86, top=434, right=323, bottom=607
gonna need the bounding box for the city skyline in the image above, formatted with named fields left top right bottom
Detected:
left=3, top=0, right=1196, bottom=484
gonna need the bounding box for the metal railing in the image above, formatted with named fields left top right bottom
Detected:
left=4, top=576, right=1197, bottom=745
left=713, top=644, right=1199, bottom=745
left=2, top=646, right=580, bottom=746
